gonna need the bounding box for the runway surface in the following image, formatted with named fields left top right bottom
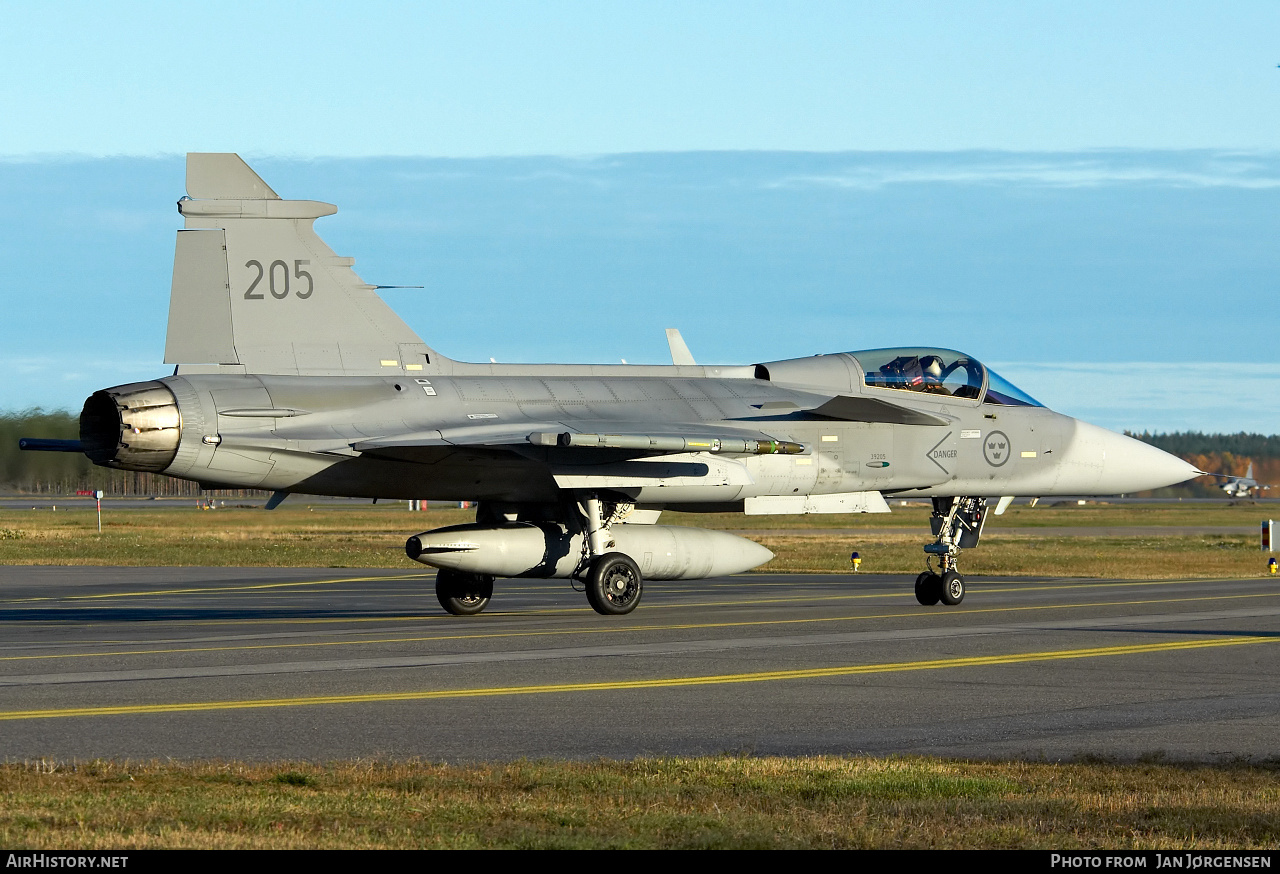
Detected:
left=0, top=566, right=1276, bottom=763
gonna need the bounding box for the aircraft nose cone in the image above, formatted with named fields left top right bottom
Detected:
left=1064, top=420, right=1199, bottom=494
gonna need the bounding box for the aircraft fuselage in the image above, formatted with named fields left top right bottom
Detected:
left=84, top=363, right=1190, bottom=509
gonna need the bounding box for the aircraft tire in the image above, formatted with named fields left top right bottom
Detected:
left=914, top=572, right=942, bottom=606
left=585, top=552, right=644, bottom=616
left=435, top=568, right=494, bottom=616
left=939, top=571, right=965, bottom=606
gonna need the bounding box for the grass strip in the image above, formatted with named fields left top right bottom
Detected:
left=0, top=506, right=1273, bottom=578
left=0, top=756, right=1276, bottom=849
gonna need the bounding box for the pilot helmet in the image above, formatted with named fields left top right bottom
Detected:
left=920, top=355, right=944, bottom=380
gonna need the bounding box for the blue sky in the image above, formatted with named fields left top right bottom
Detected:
left=2, top=3, right=1278, bottom=433
left=3, top=2, right=1279, bottom=156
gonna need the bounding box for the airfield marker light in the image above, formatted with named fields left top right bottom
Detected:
left=1269, top=557, right=1277, bottom=576
left=850, top=551, right=861, bottom=572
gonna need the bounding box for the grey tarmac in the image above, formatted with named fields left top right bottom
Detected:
left=0, top=566, right=1276, bottom=763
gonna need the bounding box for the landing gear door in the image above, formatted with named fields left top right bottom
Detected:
left=957, top=501, right=988, bottom=549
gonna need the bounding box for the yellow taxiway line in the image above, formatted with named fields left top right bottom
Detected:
left=0, top=634, right=1272, bottom=722
left=0, top=571, right=1246, bottom=610
left=0, top=573, right=433, bottom=605
left=0, top=590, right=1270, bottom=663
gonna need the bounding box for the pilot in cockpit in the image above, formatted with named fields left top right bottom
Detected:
left=919, top=355, right=950, bottom=395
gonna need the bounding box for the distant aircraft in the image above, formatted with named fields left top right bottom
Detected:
left=1220, top=462, right=1269, bottom=498
left=19, top=154, right=1199, bottom=615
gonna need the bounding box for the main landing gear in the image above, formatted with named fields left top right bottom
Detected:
left=584, top=552, right=643, bottom=615
left=425, top=494, right=645, bottom=617
left=914, top=496, right=987, bottom=607
left=577, top=494, right=644, bottom=616
left=435, top=567, right=495, bottom=615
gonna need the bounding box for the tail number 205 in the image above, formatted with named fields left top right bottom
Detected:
left=244, top=260, right=314, bottom=300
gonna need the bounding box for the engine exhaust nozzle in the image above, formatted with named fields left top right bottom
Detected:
left=80, top=381, right=182, bottom=472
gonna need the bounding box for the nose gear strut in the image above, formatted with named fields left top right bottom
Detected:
left=916, top=496, right=987, bottom=606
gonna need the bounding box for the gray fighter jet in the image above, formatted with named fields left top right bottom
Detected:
left=1220, top=462, right=1269, bottom=498
left=20, top=154, right=1200, bottom=615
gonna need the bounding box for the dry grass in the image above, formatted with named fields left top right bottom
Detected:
left=0, top=757, right=1275, bottom=849
left=759, top=533, right=1268, bottom=578
left=0, top=504, right=1272, bottom=579
left=0, top=506, right=446, bottom=568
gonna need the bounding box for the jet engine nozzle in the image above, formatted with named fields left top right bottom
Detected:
left=80, top=381, right=182, bottom=472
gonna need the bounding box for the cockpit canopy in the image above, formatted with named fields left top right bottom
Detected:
left=851, top=347, right=1042, bottom=407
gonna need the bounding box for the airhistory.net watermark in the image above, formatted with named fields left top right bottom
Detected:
left=5, top=856, right=128, bottom=868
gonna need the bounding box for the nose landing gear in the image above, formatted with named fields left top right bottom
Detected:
left=915, top=497, right=986, bottom=606
left=914, top=570, right=965, bottom=606
left=914, top=571, right=942, bottom=606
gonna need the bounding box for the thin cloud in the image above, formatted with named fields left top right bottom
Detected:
left=769, top=152, right=1280, bottom=191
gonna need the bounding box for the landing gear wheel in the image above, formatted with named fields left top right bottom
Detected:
left=914, top=572, right=942, bottom=606
left=939, top=571, right=965, bottom=606
left=585, top=552, right=643, bottom=616
left=435, top=568, right=494, bottom=616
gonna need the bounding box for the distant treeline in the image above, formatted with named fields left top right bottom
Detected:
left=1128, top=431, right=1279, bottom=497
left=0, top=410, right=262, bottom=497
left=1128, top=431, right=1280, bottom=459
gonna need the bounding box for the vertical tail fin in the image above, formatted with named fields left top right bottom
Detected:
left=165, top=153, right=442, bottom=376
left=665, top=328, right=697, bottom=365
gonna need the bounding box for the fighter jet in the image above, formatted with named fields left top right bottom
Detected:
left=1220, top=462, right=1268, bottom=498
left=19, top=154, right=1200, bottom=615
